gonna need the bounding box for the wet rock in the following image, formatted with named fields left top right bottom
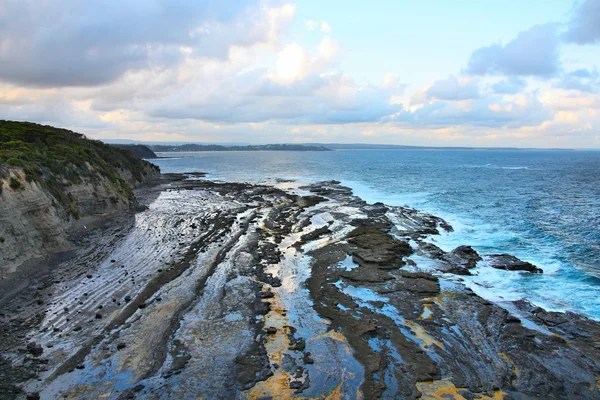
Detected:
left=449, top=245, right=482, bottom=269
left=289, top=375, right=310, bottom=394
left=235, top=340, right=272, bottom=390
left=302, top=352, right=314, bottom=364
left=26, top=342, right=43, bottom=357
left=299, top=226, right=331, bottom=244
left=418, top=242, right=446, bottom=259
left=486, top=254, right=542, bottom=273
left=259, top=291, right=274, bottom=299
left=347, top=225, right=412, bottom=269
left=261, top=273, right=282, bottom=288
left=265, top=327, right=277, bottom=335
left=289, top=380, right=303, bottom=389
left=288, top=338, right=306, bottom=352
left=439, top=220, right=453, bottom=232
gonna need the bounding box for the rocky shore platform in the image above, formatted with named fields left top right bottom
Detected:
left=1, top=174, right=599, bottom=399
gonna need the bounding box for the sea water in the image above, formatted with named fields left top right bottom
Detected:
left=152, top=149, right=600, bottom=319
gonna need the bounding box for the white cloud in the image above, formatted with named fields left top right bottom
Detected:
left=0, top=0, right=291, bottom=87
left=1, top=0, right=599, bottom=148
left=304, top=19, right=318, bottom=30
left=304, top=19, right=332, bottom=33
left=424, top=75, right=480, bottom=101
left=466, top=24, right=560, bottom=77
left=564, top=0, right=600, bottom=44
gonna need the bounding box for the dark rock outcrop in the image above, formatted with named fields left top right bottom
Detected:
left=486, top=254, right=543, bottom=273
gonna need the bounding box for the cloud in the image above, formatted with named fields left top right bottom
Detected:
left=0, top=0, right=292, bottom=88
left=304, top=19, right=332, bottom=33
left=149, top=71, right=401, bottom=124
left=466, top=24, right=560, bottom=77
left=491, top=77, right=527, bottom=94
left=1, top=0, right=599, bottom=148
left=564, top=0, right=600, bottom=44
left=425, top=75, right=480, bottom=100
left=305, top=19, right=318, bottom=30
left=399, top=92, right=552, bottom=129
left=556, top=68, right=600, bottom=93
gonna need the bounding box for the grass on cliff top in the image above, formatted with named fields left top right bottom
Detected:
left=0, top=120, right=159, bottom=218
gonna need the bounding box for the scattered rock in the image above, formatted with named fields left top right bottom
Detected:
left=486, top=254, right=543, bottom=273
left=26, top=342, right=43, bottom=357
left=302, top=352, right=314, bottom=364
left=259, top=291, right=275, bottom=299
left=449, top=245, right=482, bottom=269
left=288, top=338, right=306, bottom=352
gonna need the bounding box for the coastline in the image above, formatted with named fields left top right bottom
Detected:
left=1, top=173, right=599, bottom=399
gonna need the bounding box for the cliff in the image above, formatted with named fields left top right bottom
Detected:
left=0, top=121, right=160, bottom=275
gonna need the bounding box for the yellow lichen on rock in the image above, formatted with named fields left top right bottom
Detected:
left=417, top=379, right=504, bottom=400
left=416, top=379, right=467, bottom=400
left=405, top=319, right=444, bottom=350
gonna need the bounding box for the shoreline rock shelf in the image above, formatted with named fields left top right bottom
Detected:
left=0, top=176, right=598, bottom=399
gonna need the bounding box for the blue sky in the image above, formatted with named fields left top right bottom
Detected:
left=1, top=0, right=599, bottom=147
left=293, top=1, right=571, bottom=85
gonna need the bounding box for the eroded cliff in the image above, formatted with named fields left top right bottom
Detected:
left=0, top=121, right=160, bottom=275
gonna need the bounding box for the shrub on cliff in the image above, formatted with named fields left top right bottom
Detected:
left=8, top=177, right=21, bottom=190
left=0, top=120, right=160, bottom=218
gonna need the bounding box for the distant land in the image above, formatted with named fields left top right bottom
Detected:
left=150, top=144, right=332, bottom=152
left=102, top=139, right=575, bottom=151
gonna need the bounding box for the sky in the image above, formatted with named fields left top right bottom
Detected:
left=1, top=0, right=599, bottom=148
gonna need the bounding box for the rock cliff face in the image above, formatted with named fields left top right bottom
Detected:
left=0, top=164, right=159, bottom=275
left=0, top=121, right=160, bottom=276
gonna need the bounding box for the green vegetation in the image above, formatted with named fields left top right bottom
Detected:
left=0, top=120, right=159, bottom=218
left=112, top=144, right=157, bottom=159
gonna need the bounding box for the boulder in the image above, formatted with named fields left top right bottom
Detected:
left=486, top=254, right=542, bottom=273
left=448, top=245, right=482, bottom=269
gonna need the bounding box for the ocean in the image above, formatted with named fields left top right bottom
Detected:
left=152, top=149, right=600, bottom=320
